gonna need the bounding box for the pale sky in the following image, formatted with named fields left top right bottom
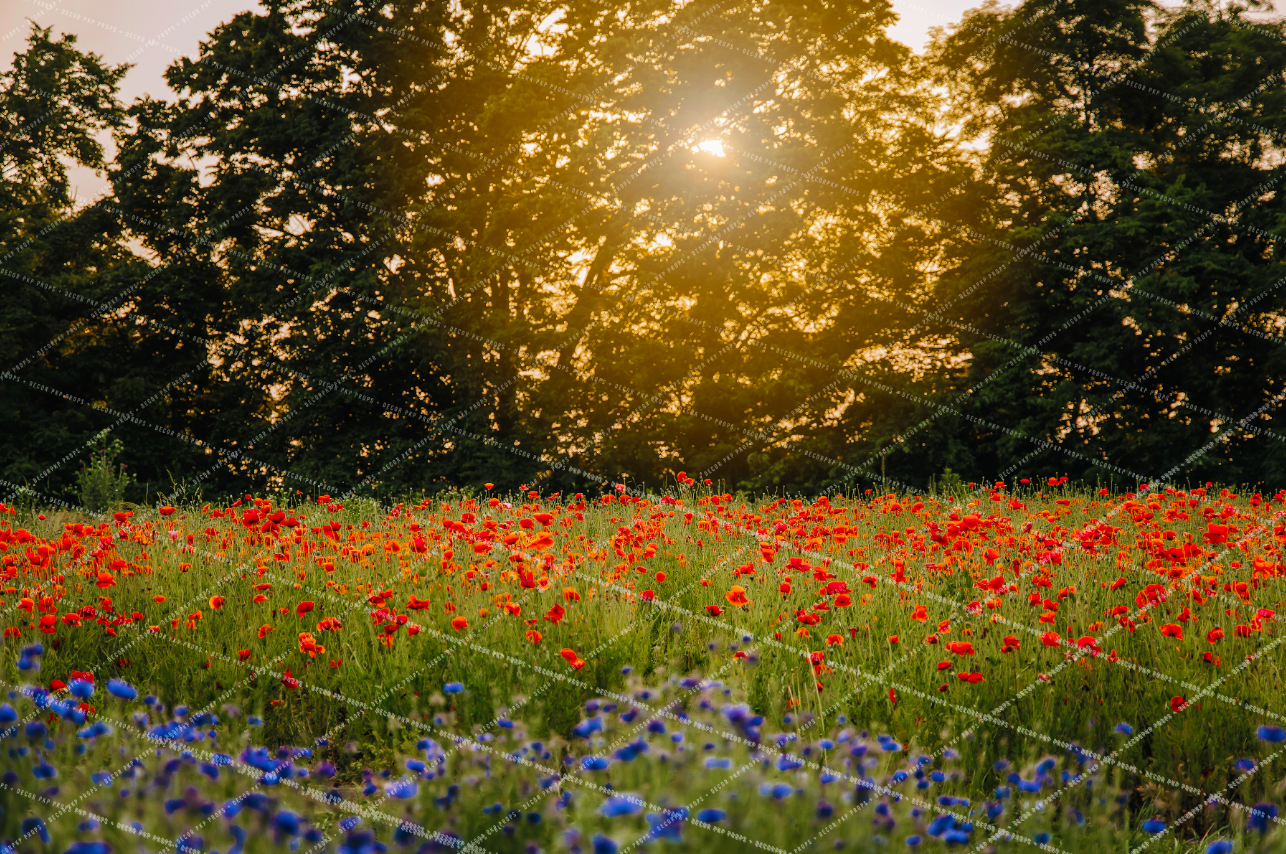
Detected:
left=0, top=0, right=1159, bottom=201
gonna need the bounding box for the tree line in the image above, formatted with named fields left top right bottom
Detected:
left=4, top=0, right=1286, bottom=508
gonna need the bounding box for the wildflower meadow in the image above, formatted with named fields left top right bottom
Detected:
left=1, top=480, right=1284, bottom=854
left=7, top=0, right=1286, bottom=850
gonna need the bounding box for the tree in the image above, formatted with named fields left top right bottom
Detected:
left=103, top=0, right=967, bottom=501
left=895, top=0, right=1286, bottom=490
left=488, top=0, right=974, bottom=495
left=0, top=24, right=162, bottom=508
left=111, top=0, right=462, bottom=502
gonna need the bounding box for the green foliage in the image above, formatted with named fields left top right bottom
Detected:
left=7, top=1, right=1286, bottom=505
left=73, top=431, right=134, bottom=511
left=872, top=0, right=1286, bottom=489
left=932, top=467, right=966, bottom=497
left=3, top=489, right=1285, bottom=851
left=0, top=24, right=196, bottom=509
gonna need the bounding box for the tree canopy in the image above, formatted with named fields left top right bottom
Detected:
left=3, top=0, right=1286, bottom=506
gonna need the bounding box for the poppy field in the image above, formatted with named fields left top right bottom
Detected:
left=1, top=480, right=1285, bottom=854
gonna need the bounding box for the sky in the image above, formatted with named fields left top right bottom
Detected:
left=0, top=0, right=1138, bottom=201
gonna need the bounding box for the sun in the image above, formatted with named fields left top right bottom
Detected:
left=696, top=139, right=726, bottom=157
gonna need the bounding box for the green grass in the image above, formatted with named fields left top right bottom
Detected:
left=1, top=485, right=1284, bottom=852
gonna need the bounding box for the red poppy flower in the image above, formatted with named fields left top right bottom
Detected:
left=451, top=616, right=469, bottom=631
left=706, top=605, right=723, bottom=616
left=1171, top=696, right=1187, bottom=713
left=298, top=632, right=325, bottom=658
left=296, top=601, right=315, bottom=618
left=238, top=649, right=251, bottom=662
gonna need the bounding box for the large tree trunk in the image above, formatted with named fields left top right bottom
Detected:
left=494, top=269, right=516, bottom=436
left=553, top=124, right=693, bottom=366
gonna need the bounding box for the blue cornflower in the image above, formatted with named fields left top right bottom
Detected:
left=275, top=810, right=301, bottom=836
left=106, top=679, right=137, bottom=700
left=385, top=777, right=417, bottom=799
left=645, top=808, right=687, bottom=841
left=572, top=716, right=604, bottom=738
left=21, top=817, right=50, bottom=844
left=601, top=795, right=643, bottom=817
left=1248, top=803, right=1277, bottom=834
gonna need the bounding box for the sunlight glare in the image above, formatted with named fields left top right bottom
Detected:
left=696, top=139, right=726, bottom=157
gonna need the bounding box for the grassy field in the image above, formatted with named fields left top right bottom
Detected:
left=1, top=482, right=1284, bottom=853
